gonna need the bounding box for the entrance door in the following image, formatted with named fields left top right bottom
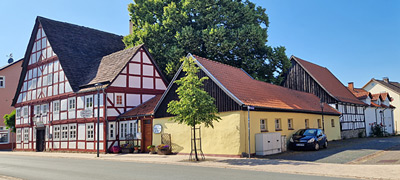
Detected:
left=143, top=119, right=153, bottom=152
left=36, top=129, right=45, bottom=152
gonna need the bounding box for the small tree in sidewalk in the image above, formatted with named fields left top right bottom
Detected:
left=3, top=110, right=16, bottom=132
left=167, top=56, right=221, bottom=161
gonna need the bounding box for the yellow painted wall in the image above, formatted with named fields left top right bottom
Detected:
left=364, top=82, right=400, bottom=134
left=153, top=111, right=340, bottom=156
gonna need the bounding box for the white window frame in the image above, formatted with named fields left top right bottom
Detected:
left=260, top=119, right=267, bottom=131
left=120, top=122, right=128, bottom=139
left=16, top=129, right=21, bottom=142
left=53, top=126, right=60, bottom=141
left=16, top=108, right=21, bottom=119
left=85, top=96, right=93, bottom=109
left=0, top=76, right=5, bottom=88
left=24, top=128, right=29, bottom=143
left=115, top=93, right=124, bottom=107
left=61, top=125, right=68, bottom=141
left=275, top=118, right=281, bottom=130
left=69, top=124, right=76, bottom=140
left=68, top=98, right=76, bottom=111
left=288, top=118, right=293, bottom=129
left=53, top=101, right=60, bottom=113
left=86, top=123, right=94, bottom=140
left=23, top=106, right=28, bottom=117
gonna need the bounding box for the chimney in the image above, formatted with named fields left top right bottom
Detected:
left=129, top=20, right=133, bottom=34
left=348, top=82, right=354, bottom=91
left=383, top=77, right=389, bottom=83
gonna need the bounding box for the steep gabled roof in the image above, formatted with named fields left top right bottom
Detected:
left=155, top=55, right=340, bottom=115
left=291, top=56, right=365, bottom=105
left=119, top=95, right=162, bottom=119
left=13, top=16, right=129, bottom=106
left=363, top=78, right=400, bottom=95
left=347, top=87, right=371, bottom=100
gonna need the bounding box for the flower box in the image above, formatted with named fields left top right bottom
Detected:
left=121, top=148, right=133, bottom=153
left=111, top=146, right=121, bottom=154
left=157, top=149, right=172, bottom=155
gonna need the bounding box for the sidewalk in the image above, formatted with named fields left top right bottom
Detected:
left=1, top=151, right=400, bottom=180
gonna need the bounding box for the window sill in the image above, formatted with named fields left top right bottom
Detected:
left=288, top=128, right=294, bottom=130
left=261, top=130, right=268, bottom=132
left=275, top=129, right=282, bottom=131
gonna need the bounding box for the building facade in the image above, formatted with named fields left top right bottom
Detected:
left=363, top=78, right=400, bottom=134
left=0, top=59, right=23, bottom=150
left=282, top=56, right=367, bottom=139
left=13, top=17, right=167, bottom=152
left=347, top=83, right=395, bottom=136
left=151, top=55, right=341, bottom=157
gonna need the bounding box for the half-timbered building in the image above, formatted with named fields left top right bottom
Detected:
left=151, top=54, right=341, bottom=157
left=282, top=56, right=367, bottom=138
left=12, top=17, right=167, bottom=152
left=347, top=83, right=395, bottom=136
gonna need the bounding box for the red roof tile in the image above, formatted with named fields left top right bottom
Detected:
left=348, top=87, right=370, bottom=100
left=371, top=94, right=381, bottom=101
left=292, top=56, right=365, bottom=105
left=193, top=55, right=340, bottom=115
left=119, top=95, right=162, bottom=118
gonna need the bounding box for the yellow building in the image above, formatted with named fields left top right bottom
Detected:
left=151, top=55, right=341, bottom=156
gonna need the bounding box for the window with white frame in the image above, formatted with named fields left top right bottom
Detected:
left=53, top=126, right=60, bottom=140
left=260, top=119, right=267, bottom=131
left=69, top=124, right=76, bottom=139
left=69, top=98, right=76, bottom=111
left=41, top=104, right=48, bottom=114
left=16, top=108, right=21, bottom=119
left=86, top=124, right=94, bottom=140
left=120, top=122, right=127, bottom=139
left=86, top=96, right=93, bottom=109
left=61, top=125, right=68, bottom=140
left=34, top=105, right=40, bottom=116
left=275, top=118, right=282, bottom=130
left=24, top=128, right=29, bottom=142
left=0, top=76, right=4, bottom=88
left=53, top=101, right=60, bottom=113
left=16, top=129, right=21, bottom=142
left=23, top=106, right=28, bottom=117
left=288, top=118, right=293, bottom=129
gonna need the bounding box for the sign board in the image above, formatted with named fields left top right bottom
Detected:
left=247, top=106, right=255, bottom=110
left=80, top=109, right=93, bottom=118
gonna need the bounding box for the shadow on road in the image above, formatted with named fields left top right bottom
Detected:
left=262, top=136, right=400, bottom=164
left=217, top=158, right=310, bottom=166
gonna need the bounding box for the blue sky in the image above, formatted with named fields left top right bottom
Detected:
left=1, top=0, right=399, bottom=88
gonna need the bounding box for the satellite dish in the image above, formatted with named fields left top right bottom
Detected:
left=7, top=53, right=13, bottom=64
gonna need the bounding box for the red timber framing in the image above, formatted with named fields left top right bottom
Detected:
left=14, top=25, right=167, bottom=152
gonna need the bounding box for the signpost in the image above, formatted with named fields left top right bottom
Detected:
left=80, top=109, right=93, bottom=118
left=247, top=105, right=254, bottom=158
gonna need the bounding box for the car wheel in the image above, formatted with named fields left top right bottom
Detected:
left=314, top=142, right=320, bottom=151
left=323, top=141, right=328, bottom=149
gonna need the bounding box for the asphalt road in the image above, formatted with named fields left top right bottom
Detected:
left=267, top=136, right=400, bottom=164
left=0, top=154, right=354, bottom=180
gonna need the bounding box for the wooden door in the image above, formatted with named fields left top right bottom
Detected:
left=36, top=129, right=45, bottom=152
left=143, top=119, right=152, bottom=152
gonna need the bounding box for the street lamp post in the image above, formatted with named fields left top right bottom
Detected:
left=320, top=101, right=325, bottom=132
left=95, top=83, right=102, bottom=158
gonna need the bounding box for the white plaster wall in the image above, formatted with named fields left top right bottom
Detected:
left=142, top=53, right=151, bottom=63
left=127, top=94, right=141, bottom=106
left=78, top=124, right=85, bottom=140
left=107, top=109, right=120, bottom=117
left=129, top=63, right=141, bottom=75
left=86, top=142, right=94, bottom=150
left=61, top=142, right=67, bottom=149
left=142, top=65, right=153, bottom=76
left=143, top=77, right=153, bottom=89
left=77, top=96, right=84, bottom=109
left=131, top=53, right=140, bottom=62
left=142, top=94, right=155, bottom=102
left=111, top=75, right=126, bottom=87
left=129, top=76, right=141, bottom=88
left=78, top=142, right=85, bottom=149
left=155, top=79, right=166, bottom=90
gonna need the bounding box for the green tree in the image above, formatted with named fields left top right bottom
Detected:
left=167, top=56, right=221, bottom=161
left=124, top=0, right=290, bottom=84
left=3, top=110, right=16, bottom=133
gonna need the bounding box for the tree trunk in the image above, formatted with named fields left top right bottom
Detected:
left=193, top=122, right=199, bottom=161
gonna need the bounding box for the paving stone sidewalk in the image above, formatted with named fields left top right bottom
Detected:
left=1, top=151, right=400, bottom=180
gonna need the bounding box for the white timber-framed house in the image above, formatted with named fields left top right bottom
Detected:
left=12, top=17, right=168, bottom=152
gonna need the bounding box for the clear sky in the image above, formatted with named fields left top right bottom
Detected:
left=1, top=0, right=399, bottom=88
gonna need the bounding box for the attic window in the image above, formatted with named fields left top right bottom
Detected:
left=116, top=95, right=123, bottom=105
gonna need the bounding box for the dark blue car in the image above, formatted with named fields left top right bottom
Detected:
left=288, top=129, right=328, bottom=151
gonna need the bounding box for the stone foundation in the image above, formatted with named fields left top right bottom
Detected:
left=341, top=129, right=366, bottom=139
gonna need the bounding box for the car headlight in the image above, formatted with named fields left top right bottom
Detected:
left=290, top=137, right=294, bottom=142
left=307, top=138, right=315, bottom=143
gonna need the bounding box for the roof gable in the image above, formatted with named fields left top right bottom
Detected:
left=291, top=56, right=365, bottom=105
left=365, top=79, right=400, bottom=95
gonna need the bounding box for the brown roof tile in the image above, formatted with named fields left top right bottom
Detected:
left=292, top=56, right=365, bottom=105
left=348, top=87, right=370, bottom=100
left=193, top=55, right=340, bottom=115
left=119, top=95, right=162, bottom=118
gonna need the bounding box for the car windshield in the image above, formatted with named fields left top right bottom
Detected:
left=295, top=129, right=317, bottom=136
